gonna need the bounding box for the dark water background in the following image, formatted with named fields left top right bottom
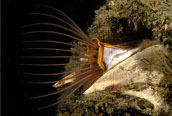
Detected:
left=3, top=0, right=106, bottom=116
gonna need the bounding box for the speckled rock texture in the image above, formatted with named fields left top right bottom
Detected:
left=88, top=0, right=172, bottom=49
left=58, top=0, right=172, bottom=115
left=58, top=44, right=172, bottom=116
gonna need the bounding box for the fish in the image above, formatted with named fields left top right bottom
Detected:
left=21, top=5, right=148, bottom=109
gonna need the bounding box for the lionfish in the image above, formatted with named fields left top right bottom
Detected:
left=22, top=5, right=140, bottom=109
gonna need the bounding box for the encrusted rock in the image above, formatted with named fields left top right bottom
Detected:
left=58, top=44, right=172, bottom=116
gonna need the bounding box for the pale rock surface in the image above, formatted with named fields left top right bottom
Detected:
left=84, top=44, right=172, bottom=113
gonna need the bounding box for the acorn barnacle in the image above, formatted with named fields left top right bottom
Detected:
left=22, top=0, right=172, bottom=113
left=22, top=5, right=143, bottom=109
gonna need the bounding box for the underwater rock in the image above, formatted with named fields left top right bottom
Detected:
left=58, top=0, right=172, bottom=115
left=88, top=0, right=172, bottom=49
left=58, top=43, right=172, bottom=116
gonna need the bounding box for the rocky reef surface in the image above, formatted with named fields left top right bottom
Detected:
left=58, top=0, right=172, bottom=115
